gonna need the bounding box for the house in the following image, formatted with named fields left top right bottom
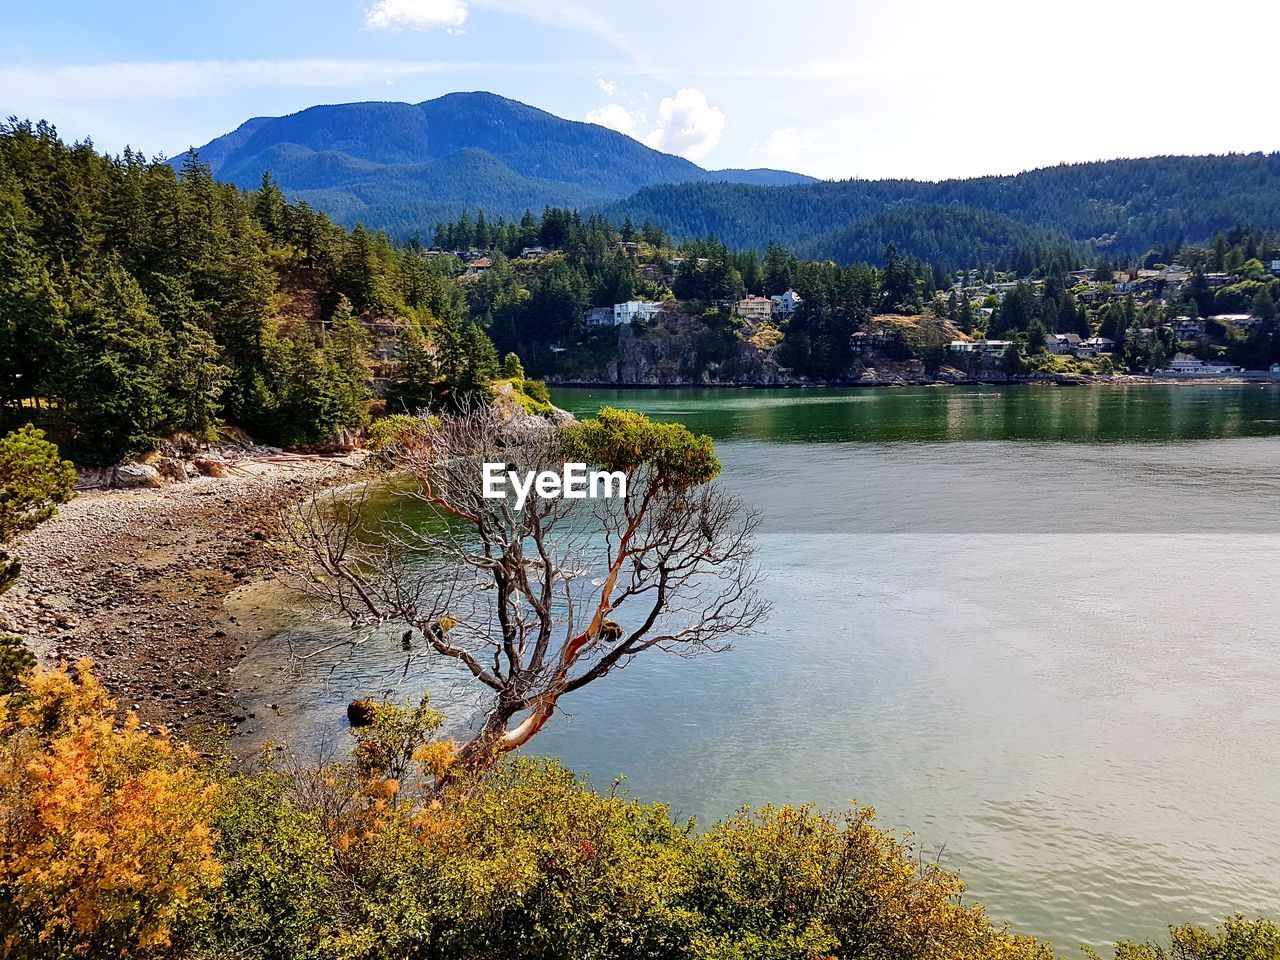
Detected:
left=616, top=300, right=665, bottom=324
left=1046, top=333, right=1083, bottom=355
left=735, top=295, right=774, bottom=323
left=587, top=301, right=665, bottom=327
left=770, top=289, right=803, bottom=316
left=520, top=246, right=550, bottom=258
left=949, top=339, right=1012, bottom=358
left=1167, top=354, right=1206, bottom=372
left=1203, top=272, right=1232, bottom=288
left=1161, top=354, right=1243, bottom=374
left=463, top=256, right=492, bottom=278
left=616, top=241, right=640, bottom=256
left=1271, top=362, right=1280, bottom=373
left=1083, top=336, right=1116, bottom=352
left=1271, top=260, right=1280, bottom=276
left=1168, top=318, right=1206, bottom=340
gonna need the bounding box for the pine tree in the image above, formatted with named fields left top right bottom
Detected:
left=0, top=217, right=66, bottom=413
left=384, top=319, right=436, bottom=413
left=501, top=352, right=525, bottom=380
left=253, top=171, right=287, bottom=238
left=59, top=264, right=167, bottom=464
left=162, top=320, right=227, bottom=439
left=322, top=297, right=373, bottom=432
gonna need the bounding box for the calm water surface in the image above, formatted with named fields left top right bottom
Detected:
left=235, top=384, right=1280, bottom=953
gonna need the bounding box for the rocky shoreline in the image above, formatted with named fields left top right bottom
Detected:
left=0, top=452, right=363, bottom=736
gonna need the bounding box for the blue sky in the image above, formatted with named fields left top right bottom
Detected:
left=3, top=0, right=1279, bottom=180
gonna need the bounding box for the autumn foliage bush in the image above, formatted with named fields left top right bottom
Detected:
left=0, top=663, right=221, bottom=959
left=0, top=666, right=1273, bottom=960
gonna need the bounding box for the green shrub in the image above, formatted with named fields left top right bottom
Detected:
left=0, top=635, right=35, bottom=695
left=193, top=751, right=1051, bottom=960
left=1097, top=916, right=1280, bottom=960
left=365, top=413, right=431, bottom=453
left=495, top=377, right=555, bottom=417
left=0, top=424, right=77, bottom=595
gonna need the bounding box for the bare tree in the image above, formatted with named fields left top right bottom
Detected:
left=281, top=407, right=768, bottom=786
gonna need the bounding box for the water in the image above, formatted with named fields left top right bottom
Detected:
left=235, top=384, right=1280, bottom=953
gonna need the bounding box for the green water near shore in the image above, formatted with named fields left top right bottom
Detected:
left=237, top=383, right=1280, bottom=952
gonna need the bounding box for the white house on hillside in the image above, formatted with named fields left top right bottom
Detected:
left=587, top=301, right=665, bottom=327
left=770, top=289, right=803, bottom=315
left=949, top=339, right=1012, bottom=357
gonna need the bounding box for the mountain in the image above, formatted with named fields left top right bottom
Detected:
left=187, top=93, right=1280, bottom=264
left=188, top=92, right=815, bottom=231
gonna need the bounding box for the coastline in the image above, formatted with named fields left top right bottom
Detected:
left=0, top=453, right=363, bottom=735
left=547, top=373, right=1280, bottom=389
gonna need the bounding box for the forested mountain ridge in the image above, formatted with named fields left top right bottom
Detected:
left=189, top=92, right=815, bottom=232
left=602, top=153, right=1280, bottom=258
left=188, top=93, right=1280, bottom=265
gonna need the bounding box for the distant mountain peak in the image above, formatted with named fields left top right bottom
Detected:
left=185, top=92, right=816, bottom=229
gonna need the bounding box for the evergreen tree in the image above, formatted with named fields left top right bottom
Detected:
left=0, top=217, right=66, bottom=413
left=501, top=352, right=525, bottom=380
left=384, top=319, right=436, bottom=413
left=321, top=297, right=373, bottom=432
left=59, top=264, right=167, bottom=464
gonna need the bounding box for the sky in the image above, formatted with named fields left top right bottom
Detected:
left=3, top=0, right=1279, bottom=181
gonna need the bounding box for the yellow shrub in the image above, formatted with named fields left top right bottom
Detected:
left=0, top=662, right=221, bottom=959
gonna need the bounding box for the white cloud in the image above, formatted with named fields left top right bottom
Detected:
left=595, top=76, right=617, bottom=96
left=643, top=87, right=725, bottom=162
left=586, top=103, right=638, bottom=137
left=365, top=0, right=468, bottom=31
left=760, top=126, right=819, bottom=168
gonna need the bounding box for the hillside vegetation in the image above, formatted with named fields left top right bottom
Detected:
left=604, top=153, right=1280, bottom=260
left=0, top=120, right=504, bottom=466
